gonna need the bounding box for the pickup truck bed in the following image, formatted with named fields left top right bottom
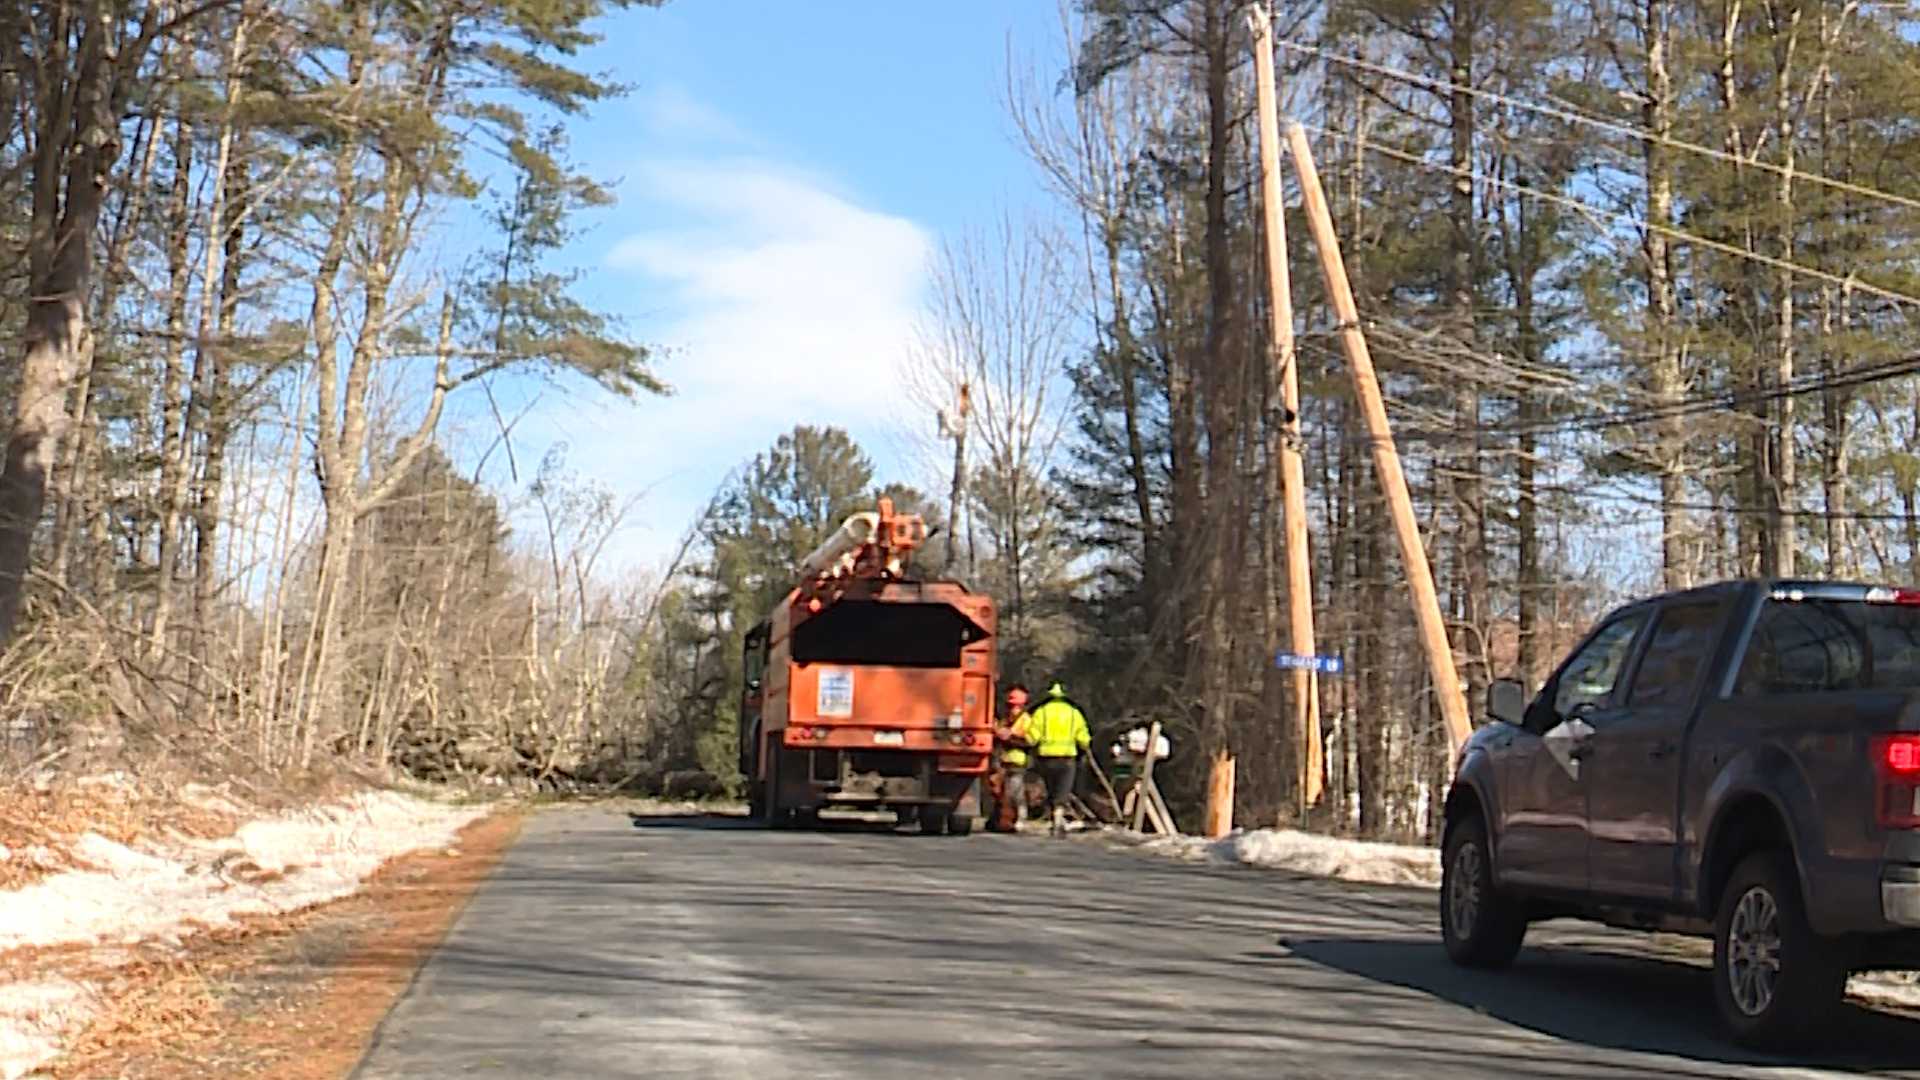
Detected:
left=1442, top=579, right=1920, bottom=1048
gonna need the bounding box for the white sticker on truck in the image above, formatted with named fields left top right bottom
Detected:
left=817, top=668, right=854, bottom=718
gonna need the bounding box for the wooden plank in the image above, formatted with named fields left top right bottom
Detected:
left=1129, top=721, right=1164, bottom=832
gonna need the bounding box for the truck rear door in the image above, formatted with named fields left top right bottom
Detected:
left=1585, top=595, right=1731, bottom=902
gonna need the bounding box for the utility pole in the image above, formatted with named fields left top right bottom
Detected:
left=1249, top=4, right=1324, bottom=813
left=938, top=382, right=971, bottom=577
left=1286, top=123, right=1474, bottom=753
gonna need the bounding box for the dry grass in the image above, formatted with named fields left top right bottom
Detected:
left=0, top=780, right=249, bottom=892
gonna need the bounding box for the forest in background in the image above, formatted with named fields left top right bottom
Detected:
left=7, top=0, right=1920, bottom=841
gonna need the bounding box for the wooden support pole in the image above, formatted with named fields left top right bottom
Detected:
left=1249, top=4, right=1324, bottom=810
left=1146, top=785, right=1176, bottom=835
left=1204, top=751, right=1235, bottom=838
left=1285, top=124, right=1474, bottom=754
left=1129, top=720, right=1164, bottom=833
left=1087, top=752, right=1124, bottom=821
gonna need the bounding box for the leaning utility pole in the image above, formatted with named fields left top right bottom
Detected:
left=1249, top=4, right=1324, bottom=811
left=1286, top=123, right=1474, bottom=753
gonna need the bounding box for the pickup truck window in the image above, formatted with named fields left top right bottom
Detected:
left=1627, top=601, right=1723, bottom=708
left=1551, top=614, right=1646, bottom=721
left=1734, top=598, right=1920, bottom=694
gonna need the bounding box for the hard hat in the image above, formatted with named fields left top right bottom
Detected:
left=1005, top=685, right=1029, bottom=706
left=1046, top=682, right=1066, bottom=698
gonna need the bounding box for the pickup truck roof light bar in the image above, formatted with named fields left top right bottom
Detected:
left=1764, top=582, right=1920, bottom=604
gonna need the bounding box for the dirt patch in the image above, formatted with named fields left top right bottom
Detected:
left=46, top=809, right=523, bottom=1079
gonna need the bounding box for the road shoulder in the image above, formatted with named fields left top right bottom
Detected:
left=45, top=809, right=522, bottom=1079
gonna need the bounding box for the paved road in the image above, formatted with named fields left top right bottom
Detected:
left=355, top=806, right=1920, bottom=1079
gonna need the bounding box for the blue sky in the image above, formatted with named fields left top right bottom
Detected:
left=443, top=1, right=1077, bottom=576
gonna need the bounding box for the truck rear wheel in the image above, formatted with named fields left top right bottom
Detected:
left=1440, top=816, right=1526, bottom=969
left=1712, top=850, right=1844, bottom=1050
left=918, top=804, right=949, bottom=836
left=946, top=812, right=974, bottom=837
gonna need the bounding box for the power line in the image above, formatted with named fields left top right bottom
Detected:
left=1273, top=37, right=1920, bottom=217
left=1293, top=335, right=1920, bottom=446
left=1291, top=117, right=1920, bottom=313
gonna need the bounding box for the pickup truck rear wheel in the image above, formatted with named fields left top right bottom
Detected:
left=1712, top=850, right=1844, bottom=1049
left=1440, top=817, right=1527, bottom=969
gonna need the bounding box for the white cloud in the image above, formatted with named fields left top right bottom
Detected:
left=635, top=85, right=752, bottom=146
left=511, top=153, right=934, bottom=575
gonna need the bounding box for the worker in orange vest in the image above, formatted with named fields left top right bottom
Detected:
left=990, top=685, right=1033, bottom=832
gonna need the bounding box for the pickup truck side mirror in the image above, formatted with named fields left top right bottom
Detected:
left=1487, top=678, right=1527, bottom=727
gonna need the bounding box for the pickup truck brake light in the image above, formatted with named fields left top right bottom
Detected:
left=1865, top=587, right=1920, bottom=605
left=1874, top=734, right=1920, bottom=829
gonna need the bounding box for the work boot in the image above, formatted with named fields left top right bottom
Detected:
left=1050, top=807, right=1066, bottom=838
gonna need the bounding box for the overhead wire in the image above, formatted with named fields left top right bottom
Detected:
left=1271, top=37, right=1920, bottom=216
left=1290, top=116, right=1920, bottom=313
left=1292, top=331, right=1920, bottom=446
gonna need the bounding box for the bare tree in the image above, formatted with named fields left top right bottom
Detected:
left=905, top=211, right=1077, bottom=656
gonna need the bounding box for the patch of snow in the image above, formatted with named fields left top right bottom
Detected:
left=0, top=979, right=94, bottom=1080
left=1125, top=827, right=1442, bottom=888
left=0, top=792, right=484, bottom=954
left=73, top=773, right=132, bottom=792
left=178, top=783, right=251, bottom=819
left=1856, top=971, right=1920, bottom=1012
left=0, top=845, right=10, bottom=863
left=0, top=791, right=487, bottom=1078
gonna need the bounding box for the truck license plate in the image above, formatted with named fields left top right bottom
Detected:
left=873, top=731, right=905, bottom=746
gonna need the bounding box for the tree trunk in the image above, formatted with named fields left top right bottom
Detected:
left=193, top=158, right=249, bottom=636
left=1448, top=0, right=1487, bottom=706
left=0, top=13, right=123, bottom=643
left=149, top=110, right=196, bottom=655
left=1105, top=228, right=1158, bottom=578
left=1769, top=4, right=1801, bottom=577
left=1644, top=0, right=1689, bottom=589
left=1196, top=0, right=1239, bottom=755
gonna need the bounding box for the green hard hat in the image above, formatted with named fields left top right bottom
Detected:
left=1046, top=682, right=1066, bottom=697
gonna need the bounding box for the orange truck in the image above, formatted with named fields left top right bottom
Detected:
left=737, top=498, right=996, bottom=835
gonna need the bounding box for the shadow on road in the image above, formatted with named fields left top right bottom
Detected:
left=626, top=812, right=917, bottom=836
left=627, top=812, right=757, bottom=831
left=1287, top=935, right=1920, bottom=1073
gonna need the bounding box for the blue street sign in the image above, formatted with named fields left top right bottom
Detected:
left=1275, top=652, right=1346, bottom=675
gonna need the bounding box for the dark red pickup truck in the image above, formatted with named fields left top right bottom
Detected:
left=1441, top=580, right=1920, bottom=1047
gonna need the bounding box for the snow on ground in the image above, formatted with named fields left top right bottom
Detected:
left=0, top=980, right=91, bottom=1080
left=1107, top=826, right=1443, bottom=888
left=0, top=790, right=486, bottom=1079
left=1108, top=825, right=1920, bottom=1014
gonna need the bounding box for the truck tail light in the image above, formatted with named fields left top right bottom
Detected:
left=1867, top=587, right=1920, bottom=606
left=1875, top=735, right=1920, bottom=829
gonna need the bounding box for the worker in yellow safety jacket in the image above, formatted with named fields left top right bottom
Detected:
left=991, top=685, right=1033, bottom=833
left=1025, top=682, right=1090, bottom=837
